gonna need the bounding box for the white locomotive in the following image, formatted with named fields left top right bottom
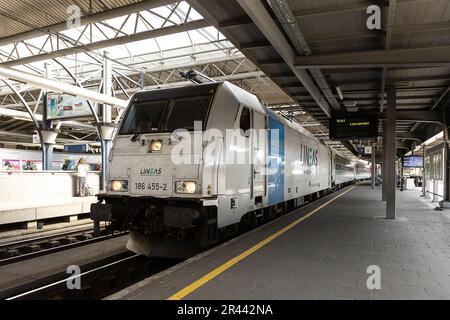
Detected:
left=91, top=81, right=370, bottom=257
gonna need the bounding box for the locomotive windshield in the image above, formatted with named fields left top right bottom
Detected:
left=119, top=94, right=214, bottom=135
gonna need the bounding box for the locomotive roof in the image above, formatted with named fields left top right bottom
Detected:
left=132, top=82, right=221, bottom=103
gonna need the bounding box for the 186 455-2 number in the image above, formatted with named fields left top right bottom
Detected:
left=135, top=182, right=167, bottom=191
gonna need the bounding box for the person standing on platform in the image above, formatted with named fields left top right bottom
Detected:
left=76, top=157, right=89, bottom=197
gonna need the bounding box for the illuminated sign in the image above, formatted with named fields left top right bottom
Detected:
left=64, top=144, right=89, bottom=153
left=329, top=115, right=378, bottom=140
left=403, top=156, right=423, bottom=168
left=46, top=93, right=96, bottom=120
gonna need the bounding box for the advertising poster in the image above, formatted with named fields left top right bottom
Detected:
left=46, top=93, right=95, bottom=120
left=2, top=160, right=20, bottom=171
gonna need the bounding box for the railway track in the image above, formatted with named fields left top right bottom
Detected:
left=4, top=253, right=181, bottom=300
left=0, top=228, right=127, bottom=266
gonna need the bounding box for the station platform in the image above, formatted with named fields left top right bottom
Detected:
left=0, top=171, right=100, bottom=229
left=0, top=196, right=97, bottom=229
left=110, top=184, right=450, bottom=300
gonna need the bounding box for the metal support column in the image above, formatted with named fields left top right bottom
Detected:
left=42, top=63, right=55, bottom=171
left=382, top=122, right=387, bottom=201
left=371, top=143, right=376, bottom=189
left=386, top=84, right=397, bottom=219
left=439, top=140, right=450, bottom=208
left=400, top=155, right=404, bottom=191
left=100, top=51, right=113, bottom=191
left=421, top=146, right=426, bottom=197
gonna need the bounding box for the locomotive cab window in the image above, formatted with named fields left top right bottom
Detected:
left=239, top=107, right=251, bottom=136
left=163, top=95, right=212, bottom=132
left=118, top=92, right=214, bottom=135
left=119, top=99, right=168, bottom=135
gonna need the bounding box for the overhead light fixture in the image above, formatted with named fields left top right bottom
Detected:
left=336, top=86, right=344, bottom=100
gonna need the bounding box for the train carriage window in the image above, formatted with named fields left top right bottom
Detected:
left=239, top=107, right=251, bottom=134
left=163, top=95, right=212, bottom=132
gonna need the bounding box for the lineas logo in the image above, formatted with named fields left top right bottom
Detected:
left=140, top=168, right=162, bottom=176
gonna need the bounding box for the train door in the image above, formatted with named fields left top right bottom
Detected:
left=251, top=111, right=267, bottom=202
left=237, top=105, right=252, bottom=200
left=329, top=150, right=332, bottom=187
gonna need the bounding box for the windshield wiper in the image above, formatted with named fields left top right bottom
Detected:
left=131, top=133, right=142, bottom=142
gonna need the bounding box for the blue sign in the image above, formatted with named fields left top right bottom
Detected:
left=64, top=144, right=88, bottom=153
left=403, top=156, right=423, bottom=168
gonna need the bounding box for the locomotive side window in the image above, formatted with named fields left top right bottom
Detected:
left=119, top=99, right=168, bottom=135
left=163, top=95, right=212, bottom=132
left=239, top=107, right=251, bottom=134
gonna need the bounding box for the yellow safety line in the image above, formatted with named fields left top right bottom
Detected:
left=167, top=186, right=355, bottom=300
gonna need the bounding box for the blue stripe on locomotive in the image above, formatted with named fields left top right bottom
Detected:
left=267, top=116, right=285, bottom=206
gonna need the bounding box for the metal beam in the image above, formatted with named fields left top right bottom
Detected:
left=293, top=1, right=381, bottom=18
left=307, top=30, right=384, bottom=44
left=378, top=111, right=441, bottom=123
left=295, top=45, right=450, bottom=69
left=307, top=21, right=450, bottom=43
left=0, top=107, right=96, bottom=130
left=0, top=0, right=177, bottom=47
left=1, top=20, right=210, bottom=68
left=0, top=130, right=101, bottom=145
left=218, top=17, right=253, bottom=29
left=397, top=132, right=422, bottom=141
left=236, top=0, right=331, bottom=117
left=0, top=65, right=128, bottom=109
left=335, top=75, right=450, bottom=84
left=392, top=21, right=450, bottom=34
left=267, top=0, right=341, bottom=112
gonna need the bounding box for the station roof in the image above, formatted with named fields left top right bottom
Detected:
left=191, top=0, right=450, bottom=155
left=0, top=0, right=448, bottom=159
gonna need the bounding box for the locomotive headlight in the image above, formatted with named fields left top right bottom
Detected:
left=110, top=180, right=129, bottom=192
left=175, top=181, right=196, bottom=194
left=149, top=140, right=162, bottom=153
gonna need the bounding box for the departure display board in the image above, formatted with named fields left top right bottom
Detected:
left=403, top=156, right=423, bottom=168
left=329, top=115, right=378, bottom=140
